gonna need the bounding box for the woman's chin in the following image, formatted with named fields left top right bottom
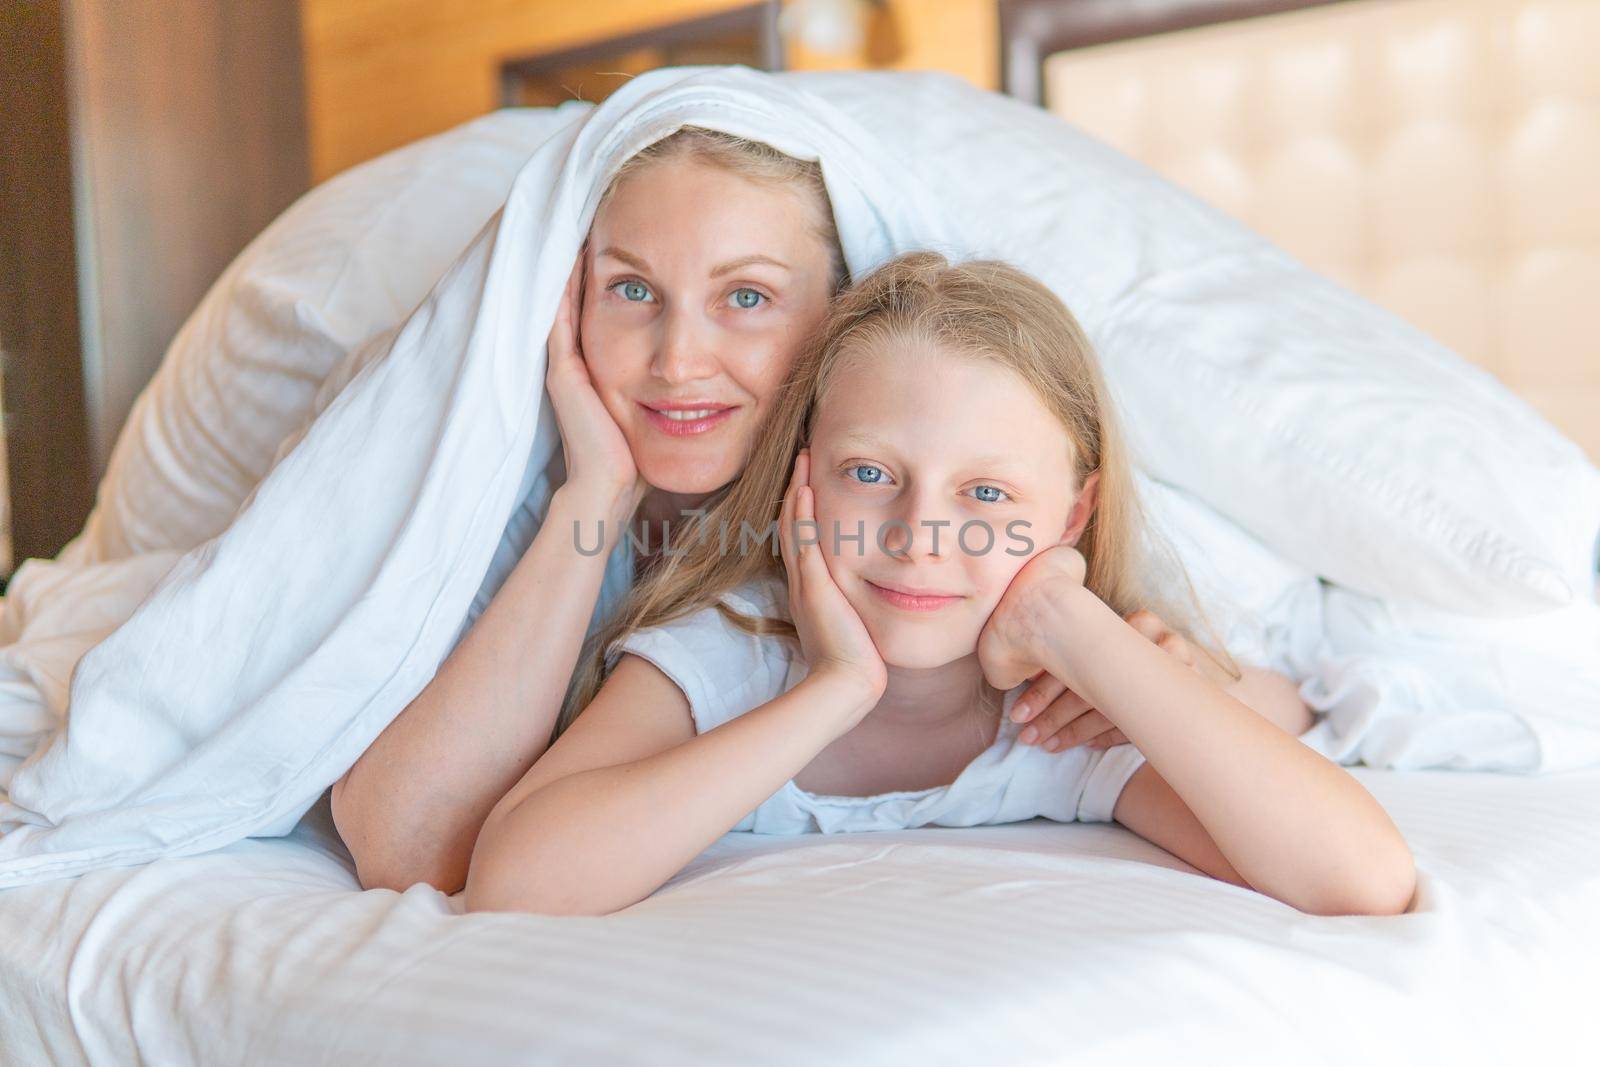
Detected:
left=632, top=451, right=741, bottom=500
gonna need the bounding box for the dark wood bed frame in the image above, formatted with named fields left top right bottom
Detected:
left=500, top=2, right=782, bottom=106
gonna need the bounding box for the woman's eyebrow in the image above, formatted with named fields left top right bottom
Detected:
left=597, top=246, right=650, bottom=272
left=711, top=254, right=790, bottom=277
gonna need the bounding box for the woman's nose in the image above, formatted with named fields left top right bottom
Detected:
left=651, top=308, right=718, bottom=384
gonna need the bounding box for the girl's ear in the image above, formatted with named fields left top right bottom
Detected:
left=1061, top=470, right=1101, bottom=547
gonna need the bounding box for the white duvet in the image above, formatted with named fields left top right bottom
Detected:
left=0, top=68, right=1597, bottom=893
left=2, top=767, right=1596, bottom=1065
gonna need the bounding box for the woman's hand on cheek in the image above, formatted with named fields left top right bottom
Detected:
left=976, top=542, right=1088, bottom=693
left=779, top=450, right=887, bottom=711
left=1009, top=671, right=1124, bottom=752
left=1010, top=609, right=1209, bottom=753
left=546, top=253, right=646, bottom=518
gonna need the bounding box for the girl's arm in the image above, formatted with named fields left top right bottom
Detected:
left=467, top=447, right=887, bottom=917
left=1042, top=583, right=1415, bottom=916
left=464, top=656, right=875, bottom=916
left=331, top=259, right=643, bottom=895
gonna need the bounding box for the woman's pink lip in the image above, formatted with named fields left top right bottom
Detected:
left=638, top=402, right=737, bottom=437
left=866, top=579, right=963, bottom=612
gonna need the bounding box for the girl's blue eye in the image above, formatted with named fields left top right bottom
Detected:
left=972, top=485, right=1008, bottom=504
left=849, top=464, right=885, bottom=485
left=730, top=288, right=764, bottom=309
left=616, top=281, right=652, bottom=303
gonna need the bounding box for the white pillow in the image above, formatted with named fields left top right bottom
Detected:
left=65, top=106, right=588, bottom=568
left=797, top=71, right=1600, bottom=616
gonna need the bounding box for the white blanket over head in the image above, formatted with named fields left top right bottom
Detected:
left=0, top=68, right=1597, bottom=888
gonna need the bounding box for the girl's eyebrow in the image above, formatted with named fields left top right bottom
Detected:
left=833, top=431, right=1031, bottom=480
left=835, top=429, right=890, bottom=452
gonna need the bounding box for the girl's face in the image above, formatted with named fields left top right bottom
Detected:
left=581, top=158, right=838, bottom=496
left=808, top=341, right=1097, bottom=671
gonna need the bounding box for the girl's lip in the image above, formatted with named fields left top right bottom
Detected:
left=638, top=402, right=738, bottom=437
left=865, top=578, right=964, bottom=612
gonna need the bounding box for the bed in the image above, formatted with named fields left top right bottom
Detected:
left=3, top=2, right=1598, bottom=1064
left=3, top=768, right=1597, bottom=1065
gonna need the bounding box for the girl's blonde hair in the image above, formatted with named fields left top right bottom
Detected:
left=556, top=251, right=1238, bottom=738
left=598, top=125, right=848, bottom=289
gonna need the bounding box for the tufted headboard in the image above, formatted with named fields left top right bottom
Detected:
left=1000, top=0, right=1599, bottom=465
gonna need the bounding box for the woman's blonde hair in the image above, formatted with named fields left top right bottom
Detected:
left=597, top=125, right=848, bottom=289
left=556, top=251, right=1238, bottom=738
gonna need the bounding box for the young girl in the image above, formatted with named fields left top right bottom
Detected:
left=463, top=253, right=1417, bottom=919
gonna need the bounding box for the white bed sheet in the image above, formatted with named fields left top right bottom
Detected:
left=2, top=766, right=1596, bottom=1066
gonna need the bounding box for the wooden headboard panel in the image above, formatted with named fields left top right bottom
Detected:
left=997, top=0, right=1352, bottom=103
left=997, top=0, right=1600, bottom=466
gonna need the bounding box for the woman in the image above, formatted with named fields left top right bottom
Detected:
left=331, top=127, right=848, bottom=894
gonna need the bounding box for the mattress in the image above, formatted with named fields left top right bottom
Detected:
left=2, top=766, right=1596, bottom=1066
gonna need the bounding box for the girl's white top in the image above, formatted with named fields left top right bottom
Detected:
left=605, top=576, right=1148, bottom=835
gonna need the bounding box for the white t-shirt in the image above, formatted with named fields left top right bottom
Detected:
left=453, top=442, right=638, bottom=655
left=606, top=575, right=1148, bottom=835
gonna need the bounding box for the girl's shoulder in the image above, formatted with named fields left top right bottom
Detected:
left=606, top=574, right=800, bottom=735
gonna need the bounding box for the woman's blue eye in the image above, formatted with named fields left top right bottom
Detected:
left=849, top=464, right=885, bottom=484
left=972, top=485, right=1008, bottom=503
left=730, top=288, right=764, bottom=309
left=616, top=281, right=652, bottom=303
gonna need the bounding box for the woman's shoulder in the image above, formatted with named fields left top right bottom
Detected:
left=606, top=573, right=797, bottom=734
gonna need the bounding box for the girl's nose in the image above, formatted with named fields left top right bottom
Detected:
left=651, top=308, right=717, bottom=384
left=884, top=488, right=959, bottom=561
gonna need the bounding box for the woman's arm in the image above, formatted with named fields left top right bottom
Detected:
left=1224, top=664, right=1313, bottom=735
left=1040, top=586, right=1414, bottom=916
left=464, top=657, right=875, bottom=917
left=331, top=482, right=633, bottom=894
left=333, top=258, right=646, bottom=895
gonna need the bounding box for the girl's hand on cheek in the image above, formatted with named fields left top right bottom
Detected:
left=546, top=253, right=646, bottom=517
left=976, top=543, right=1089, bottom=692
left=779, top=450, right=888, bottom=709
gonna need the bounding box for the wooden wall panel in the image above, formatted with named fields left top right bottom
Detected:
left=0, top=1, right=309, bottom=565
left=0, top=0, right=96, bottom=568
left=787, top=0, right=997, bottom=86
left=301, top=0, right=758, bottom=180
left=70, top=1, right=312, bottom=471
left=300, top=0, right=999, bottom=181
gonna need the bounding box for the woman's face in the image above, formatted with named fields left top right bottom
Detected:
left=808, top=342, right=1095, bottom=671
left=580, top=158, right=838, bottom=497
